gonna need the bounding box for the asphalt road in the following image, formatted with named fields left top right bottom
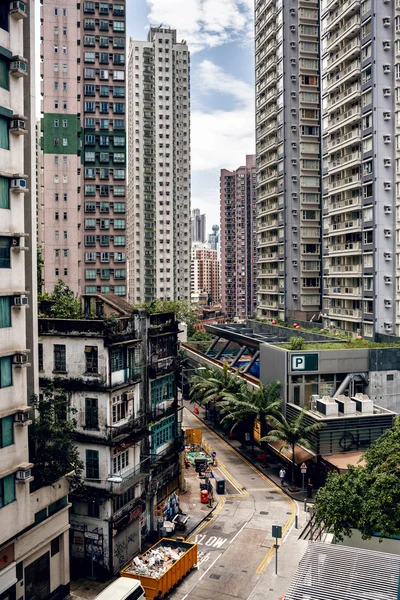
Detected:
left=170, top=408, right=304, bottom=600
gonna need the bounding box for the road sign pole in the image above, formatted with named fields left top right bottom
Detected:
left=275, top=537, right=278, bottom=574
left=302, top=472, right=305, bottom=494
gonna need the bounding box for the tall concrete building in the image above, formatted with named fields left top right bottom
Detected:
left=255, top=0, right=321, bottom=322
left=220, top=155, right=257, bottom=320
left=321, top=0, right=399, bottom=339
left=191, top=208, right=206, bottom=243
left=127, top=28, right=191, bottom=304
left=208, top=224, right=220, bottom=253
left=191, top=242, right=220, bottom=305
left=40, top=1, right=127, bottom=297
left=0, top=3, right=70, bottom=600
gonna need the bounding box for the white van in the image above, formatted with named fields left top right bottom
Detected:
left=94, top=577, right=146, bottom=600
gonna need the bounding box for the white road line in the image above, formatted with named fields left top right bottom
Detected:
left=229, top=521, right=248, bottom=544
left=199, top=552, right=222, bottom=581
left=282, top=500, right=300, bottom=544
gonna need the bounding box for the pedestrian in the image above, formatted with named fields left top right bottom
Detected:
left=154, top=592, right=163, bottom=600
left=279, top=467, right=286, bottom=487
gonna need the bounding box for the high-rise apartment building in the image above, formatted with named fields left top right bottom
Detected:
left=191, top=242, right=221, bottom=304
left=0, top=3, right=70, bottom=599
left=40, top=1, right=127, bottom=297
left=220, top=155, right=257, bottom=319
left=255, top=0, right=321, bottom=322
left=208, top=224, right=220, bottom=253
left=321, top=0, right=398, bottom=339
left=127, top=28, right=191, bottom=304
left=191, top=208, right=206, bottom=243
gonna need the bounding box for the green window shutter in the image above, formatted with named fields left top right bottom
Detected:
left=0, top=177, right=9, bottom=209
left=1, top=416, right=13, bottom=447
left=0, top=56, right=9, bottom=91
left=0, top=116, right=9, bottom=150
left=0, top=356, right=12, bottom=388
left=3, top=474, right=15, bottom=505
left=0, top=296, right=11, bottom=328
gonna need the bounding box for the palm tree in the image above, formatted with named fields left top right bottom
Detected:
left=261, top=409, right=325, bottom=485
left=189, top=363, right=241, bottom=422
left=218, top=381, right=283, bottom=460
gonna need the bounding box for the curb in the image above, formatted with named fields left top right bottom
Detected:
left=187, top=406, right=309, bottom=503
left=183, top=495, right=221, bottom=539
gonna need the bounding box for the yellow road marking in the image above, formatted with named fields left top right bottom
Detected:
left=186, top=497, right=226, bottom=541
left=189, top=411, right=297, bottom=574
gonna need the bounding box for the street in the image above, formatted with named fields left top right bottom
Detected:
left=170, top=408, right=308, bottom=600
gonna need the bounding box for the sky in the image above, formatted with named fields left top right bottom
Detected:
left=127, top=0, right=256, bottom=233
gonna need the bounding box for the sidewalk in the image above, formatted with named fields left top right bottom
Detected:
left=185, top=401, right=316, bottom=505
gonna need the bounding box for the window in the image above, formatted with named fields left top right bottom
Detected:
left=85, top=269, right=96, bottom=280
left=51, top=537, right=60, bottom=557
left=113, top=21, right=125, bottom=32
left=85, top=398, right=98, bottom=429
left=86, top=450, right=99, bottom=479
left=0, top=414, right=13, bottom=450
left=0, top=117, right=9, bottom=150
left=0, top=357, right=12, bottom=389
left=0, top=177, right=9, bottom=209
left=111, top=348, right=125, bottom=372
left=54, top=344, right=66, bottom=372
left=0, top=56, right=9, bottom=91
left=114, top=219, right=125, bottom=229
left=112, top=394, right=128, bottom=423
left=0, top=474, right=15, bottom=508
left=113, top=448, right=129, bottom=473
left=0, top=297, right=11, bottom=328
left=151, top=415, right=175, bottom=449
left=0, top=237, right=11, bottom=268
left=38, top=343, right=43, bottom=371
left=85, top=346, right=98, bottom=374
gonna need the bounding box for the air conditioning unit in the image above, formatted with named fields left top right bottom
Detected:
left=291, top=108, right=296, bottom=116
left=384, top=229, right=392, bottom=237
left=291, top=125, right=297, bottom=132
left=292, top=294, right=298, bottom=300
left=13, top=353, right=28, bottom=366
left=383, top=88, right=391, bottom=97
left=10, top=57, right=27, bottom=78
left=14, top=411, right=30, bottom=426
left=292, top=260, right=298, bottom=267
left=16, top=468, right=32, bottom=482
left=290, top=25, right=296, bottom=32
left=292, top=226, right=298, bottom=233
left=384, top=158, right=391, bottom=167
left=290, top=59, right=296, bottom=66
left=9, top=1, right=27, bottom=19
left=383, top=16, right=391, bottom=26
left=383, top=41, right=391, bottom=50
left=291, top=142, right=297, bottom=149
left=10, top=117, right=27, bottom=136
left=290, top=75, right=296, bottom=82
left=384, top=275, right=392, bottom=284
left=384, top=252, right=392, bottom=260
left=383, top=135, right=391, bottom=143
left=384, top=205, right=392, bottom=214
left=290, top=42, right=296, bottom=49
left=384, top=181, right=392, bottom=190
left=384, top=322, right=393, bottom=331
left=11, top=237, right=19, bottom=247
left=291, top=159, right=297, bottom=166
left=292, top=277, right=298, bottom=283
left=383, top=64, right=391, bottom=73
left=13, top=295, right=28, bottom=307
left=292, top=209, right=298, bottom=216
left=384, top=299, right=392, bottom=307
left=10, top=178, right=27, bottom=193
left=292, top=176, right=297, bottom=182
left=292, top=193, right=298, bottom=199
left=290, top=8, right=296, bottom=14
left=383, top=112, right=391, bottom=120
left=292, top=243, right=298, bottom=250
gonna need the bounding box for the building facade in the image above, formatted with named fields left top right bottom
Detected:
left=220, top=155, right=257, bottom=320
left=255, top=0, right=321, bottom=322
left=190, top=242, right=220, bottom=305
left=208, top=224, right=220, bottom=253
left=191, top=208, right=206, bottom=243
left=127, top=28, right=191, bottom=304
left=0, top=4, right=70, bottom=600
left=321, top=0, right=399, bottom=339
left=40, top=1, right=127, bottom=297
left=38, top=296, right=182, bottom=578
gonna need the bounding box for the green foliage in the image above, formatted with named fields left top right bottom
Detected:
left=37, top=245, right=44, bottom=294
left=140, top=299, right=197, bottom=326
left=289, top=336, right=305, bottom=350
left=30, top=383, right=83, bottom=489
left=262, top=409, right=325, bottom=484
left=315, top=417, right=400, bottom=541
left=40, top=280, right=82, bottom=319
left=189, top=363, right=242, bottom=414
left=188, top=331, right=214, bottom=342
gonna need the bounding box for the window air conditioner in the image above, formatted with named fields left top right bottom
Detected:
left=16, top=468, right=32, bottom=482
left=13, top=295, right=28, bottom=307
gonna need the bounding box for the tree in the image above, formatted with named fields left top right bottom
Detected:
left=37, top=245, right=44, bottom=294
left=219, top=381, right=283, bottom=458
left=262, top=409, right=325, bottom=485
left=30, top=383, right=83, bottom=489
left=314, top=417, right=400, bottom=541
left=141, top=299, right=197, bottom=327
left=44, top=280, right=82, bottom=319
left=188, top=330, right=214, bottom=342
left=189, top=363, right=241, bottom=421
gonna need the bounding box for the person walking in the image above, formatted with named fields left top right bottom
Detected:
left=279, top=467, right=286, bottom=487
left=154, top=592, right=163, bottom=600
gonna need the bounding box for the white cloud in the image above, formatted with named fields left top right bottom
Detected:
left=146, top=0, right=253, bottom=53
left=192, top=60, right=255, bottom=172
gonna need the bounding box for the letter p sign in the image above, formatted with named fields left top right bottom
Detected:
left=292, top=355, right=305, bottom=371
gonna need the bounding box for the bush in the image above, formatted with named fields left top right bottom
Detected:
left=289, top=336, right=305, bottom=350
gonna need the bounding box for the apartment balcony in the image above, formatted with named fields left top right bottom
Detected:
left=326, top=0, right=359, bottom=30
left=327, top=150, right=361, bottom=173
left=257, top=153, right=278, bottom=171
left=257, top=298, right=279, bottom=309
left=258, top=284, right=280, bottom=292
left=149, top=357, right=178, bottom=379
left=326, top=60, right=360, bottom=92
left=259, top=252, right=279, bottom=263
left=258, top=170, right=278, bottom=186
left=257, top=72, right=277, bottom=96
left=325, top=263, right=362, bottom=274
left=328, top=307, right=362, bottom=319
left=108, top=463, right=149, bottom=495
left=326, top=128, right=361, bottom=154
left=327, top=241, right=362, bottom=254
left=327, top=107, right=361, bottom=135
left=326, top=15, right=360, bottom=53
left=258, top=235, right=278, bottom=246
left=258, top=219, right=279, bottom=232
left=326, top=83, right=361, bottom=110
left=258, top=268, right=279, bottom=277
left=326, top=173, right=361, bottom=194
left=327, top=286, right=362, bottom=297
left=327, top=218, right=361, bottom=233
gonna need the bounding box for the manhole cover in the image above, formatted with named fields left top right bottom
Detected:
left=242, top=570, right=248, bottom=573
left=225, top=500, right=234, bottom=504
left=260, top=511, right=269, bottom=515
left=210, top=574, right=221, bottom=580
left=213, top=525, right=222, bottom=530
left=287, top=511, right=292, bottom=514
left=269, top=490, right=278, bottom=494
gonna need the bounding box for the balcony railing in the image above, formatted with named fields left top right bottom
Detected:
left=108, top=463, right=149, bottom=494
left=149, top=357, right=178, bottom=379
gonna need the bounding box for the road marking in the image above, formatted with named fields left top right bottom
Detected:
left=215, top=459, right=250, bottom=497
left=187, top=497, right=226, bottom=541
left=195, top=533, right=228, bottom=548
left=187, top=409, right=297, bottom=574
left=199, top=552, right=222, bottom=581
left=229, top=521, right=248, bottom=544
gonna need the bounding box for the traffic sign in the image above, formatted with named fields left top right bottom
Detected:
left=272, top=525, right=282, bottom=539
left=300, top=462, right=307, bottom=474
left=211, top=451, right=217, bottom=458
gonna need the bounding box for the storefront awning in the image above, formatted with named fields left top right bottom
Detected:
left=323, top=451, right=365, bottom=472
left=268, top=440, right=315, bottom=466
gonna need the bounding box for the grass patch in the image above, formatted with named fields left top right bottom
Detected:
left=278, top=340, right=400, bottom=350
